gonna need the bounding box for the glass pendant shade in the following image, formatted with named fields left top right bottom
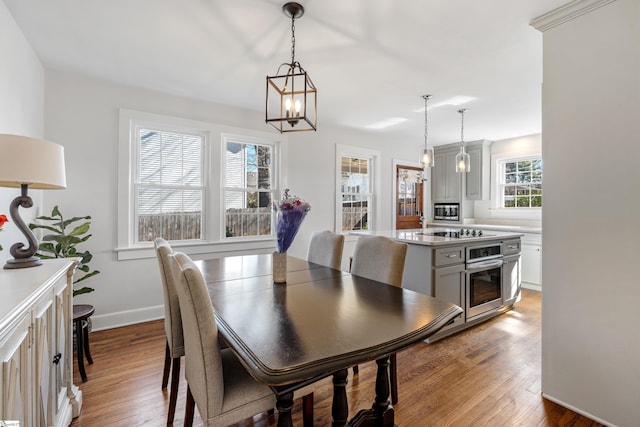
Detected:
left=455, top=147, right=470, bottom=173
left=421, top=146, right=435, bottom=168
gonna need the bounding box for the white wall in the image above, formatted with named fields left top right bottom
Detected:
left=0, top=1, right=44, bottom=264
left=43, top=70, right=421, bottom=329
left=537, top=1, right=639, bottom=425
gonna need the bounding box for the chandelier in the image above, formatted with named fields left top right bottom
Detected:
left=265, top=2, right=317, bottom=133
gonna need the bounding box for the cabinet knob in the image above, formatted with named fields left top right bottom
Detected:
left=52, top=352, right=62, bottom=365
left=447, top=254, right=457, bottom=258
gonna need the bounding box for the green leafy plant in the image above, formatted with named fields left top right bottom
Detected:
left=29, top=206, right=100, bottom=296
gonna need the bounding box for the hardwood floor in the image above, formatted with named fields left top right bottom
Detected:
left=70, top=290, right=602, bottom=426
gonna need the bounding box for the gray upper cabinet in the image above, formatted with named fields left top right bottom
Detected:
left=465, top=140, right=491, bottom=200
left=432, top=147, right=461, bottom=202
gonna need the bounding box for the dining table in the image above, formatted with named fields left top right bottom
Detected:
left=194, top=253, right=462, bottom=427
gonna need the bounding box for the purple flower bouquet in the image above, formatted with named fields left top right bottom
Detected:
left=274, top=189, right=311, bottom=253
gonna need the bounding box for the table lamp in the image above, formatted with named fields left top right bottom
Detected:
left=0, top=134, right=66, bottom=269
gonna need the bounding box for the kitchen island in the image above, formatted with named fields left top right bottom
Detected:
left=427, top=221, right=542, bottom=290
left=353, top=228, right=523, bottom=341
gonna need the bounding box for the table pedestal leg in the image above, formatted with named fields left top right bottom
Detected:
left=276, top=391, right=294, bottom=427
left=348, top=356, right=395, bottom=427
left=332, top=369, right=349, bottom=427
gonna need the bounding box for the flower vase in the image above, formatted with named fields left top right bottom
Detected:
left=272, top=251, right=287, bottom=284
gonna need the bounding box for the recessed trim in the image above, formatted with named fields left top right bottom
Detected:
left=530, top=0, right=616, bottom=32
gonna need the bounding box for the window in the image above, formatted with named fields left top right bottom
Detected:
left=336, top=146, right=379, bottom=232
left=118, top=109, right=283, bottom=258
left=135, top=127, right=205, bottom=242
left=223, top=137, right=276, bottom=238
left=499, top=157, right=542, bottom=208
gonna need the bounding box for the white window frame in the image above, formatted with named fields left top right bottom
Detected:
left=496, top=155, right=542, bottom=209
left=335, top=144, right=381, bottom=234
left=117, top=109, right=284, bottom=260
left=221, top=133, right=279, bottom=242
left=134, top=125, right=207, bottom=244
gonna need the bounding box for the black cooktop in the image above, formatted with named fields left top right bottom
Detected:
left=430, top=231, right=461, bottom=238
left=425, top=229, right=495, bottom=238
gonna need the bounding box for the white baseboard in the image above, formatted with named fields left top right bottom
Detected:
left=541, top=393, right=615, bottom=427
left=522, top=282, right=542, bottom=292
left=90, top=305, right=164, bottom=331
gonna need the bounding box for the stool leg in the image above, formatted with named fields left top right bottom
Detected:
left=75, top=320, right=87, bottom=382
left=83, top=319, right=93, bottom=364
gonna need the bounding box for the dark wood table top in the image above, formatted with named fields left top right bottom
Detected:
left=195, top=254, right=462, bottom=387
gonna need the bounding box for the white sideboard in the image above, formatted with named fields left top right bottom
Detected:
left=0, top=259, right=82, bottom=427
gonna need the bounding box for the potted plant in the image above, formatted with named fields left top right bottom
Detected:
left=29, top=205, right=100, bottom=296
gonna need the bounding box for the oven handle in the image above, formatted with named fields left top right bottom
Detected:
left=466, top=258, right=503, bottom=272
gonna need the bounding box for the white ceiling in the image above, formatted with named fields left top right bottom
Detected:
left=4, top=0, right=568, bottom=146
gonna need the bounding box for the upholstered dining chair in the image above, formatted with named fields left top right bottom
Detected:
left=168, top=251, right=277, bottom=426
left=154, top=238, right=184, bottom=425
left=307, top=230, right=345, bottom=270
left=350, top=235, right=408, bottom=405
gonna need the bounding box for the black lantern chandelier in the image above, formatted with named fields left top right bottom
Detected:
left=265, top=2, right=317, bottom=133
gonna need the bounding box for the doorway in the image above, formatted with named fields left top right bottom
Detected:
left=396, top=165, right=424, bottom=229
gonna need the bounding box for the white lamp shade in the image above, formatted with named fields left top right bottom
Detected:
left=0, top=134, right=66, bottom=189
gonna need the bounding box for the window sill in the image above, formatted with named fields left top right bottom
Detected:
left=115, top=239, right=276, bottom=261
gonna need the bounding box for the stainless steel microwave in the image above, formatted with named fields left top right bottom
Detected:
left=433, top=203, right=460, bottom=221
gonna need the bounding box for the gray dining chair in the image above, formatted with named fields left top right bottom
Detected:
left=307, top=230, right=345, bottom=270
left=168, top=251, right=277, bottom=426
left=350, top=235, right=408, bottom=405
left=154, top=238, right=184, bottom=425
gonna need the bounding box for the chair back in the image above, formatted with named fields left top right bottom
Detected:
left=307, top=230, right=345, bottom=270
left=154, top=238, right=184, bottom=358
left=350, top=235, right=408, bottom=287
left=169, top=252, right=225, bottom=419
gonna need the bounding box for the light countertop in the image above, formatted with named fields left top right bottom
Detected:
left=426, top=221, right=542, bottom=234
left=351, top=228, right=524, bottom=247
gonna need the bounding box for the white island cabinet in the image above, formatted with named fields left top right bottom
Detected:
left=0, top=259, right=82, bottom=427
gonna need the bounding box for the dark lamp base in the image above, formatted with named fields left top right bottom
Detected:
left=4, top=257, right=43, bottom=269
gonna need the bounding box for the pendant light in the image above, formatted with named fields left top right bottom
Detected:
left=420, top=95, right=434, bottom=168
left=265, top=2, right=317, bottom=133
left=455, top=109, right=471, bottom=173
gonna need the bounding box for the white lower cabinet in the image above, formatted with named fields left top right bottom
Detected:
left=0, top=312, right=30, bottom=425
left=0, top=259, right=81, bottom=427
left=521, top=235, right=542, bottom=289
left=502, top=253, right=521, bottom=305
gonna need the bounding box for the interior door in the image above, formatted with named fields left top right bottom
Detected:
left=396, top=165, right=423, bottom=229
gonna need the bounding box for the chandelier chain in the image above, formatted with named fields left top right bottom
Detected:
left=290, top=15, right=296, bottom=65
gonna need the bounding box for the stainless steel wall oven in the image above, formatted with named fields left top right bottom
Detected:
left=465, top=242, right=503, bottom=320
